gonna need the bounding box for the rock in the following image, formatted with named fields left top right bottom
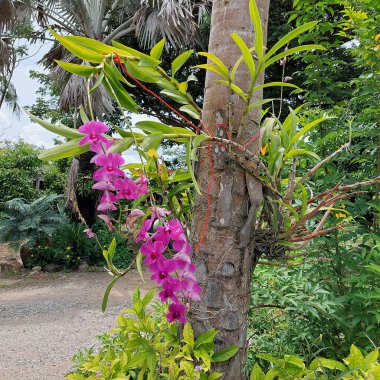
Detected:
left=29, top=266, right=42, bottom=276
left=43, top=263, right=64, bottom=273
left=0, top=243, right=23, bottom=273
left=77, top=261, right=89, bottom=271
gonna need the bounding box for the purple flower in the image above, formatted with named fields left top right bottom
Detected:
left=172, top=233, right=192, bottom=254
left=90, top=139, right=115, bottom=163
left=126, top=209, right=145, bottom=231
left=159, top=278, right=181, bottom=302
left=93, top=152, right=125, bottom=179
left=136, top=218, right=153, bottom=242
left=181, top=279, right=202, bottom=301
left=154, top=220, right=185, bottom=246
left=79, top=121, right=110, bottom=151
left=150, top=206, right=171, bottom=220
left=83, top=229, right=96, bottom=238
left=136, top=175, right=148, bottom=195
left=114, top=178, right=139, bottom=200
left=150, top=258, right=181, bottom=284
left=97, top=191, right=117, bottom=211
left=166, top=302, right=186, bottom=323
left=140, top=239, right=166, bottom=265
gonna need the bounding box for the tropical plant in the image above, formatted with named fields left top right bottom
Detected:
left=249, top=345, right=380, bottom=380
left=67, top=287, right=238, bottom=380
left=28, top=0, right=379, bottom=378
left=0, top=194, right=66, bottom=254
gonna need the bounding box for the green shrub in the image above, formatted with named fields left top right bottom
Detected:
left=250, top=345, right=380, bottom=379
left=66, top=288, right=238, bottom=380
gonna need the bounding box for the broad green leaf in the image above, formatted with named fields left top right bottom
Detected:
left=136, top=251, right=145, bottom=283
left=104, top=62, right=135, bottom=87
left=171, top=127, right=196, bottom=136
left=38, top=138, right=89, bottom=161
left=168, top=169, right=192, bottom=182
left=283, top=149, right=320, bottom=161
left=263, top=45, right=325, bottom=71
left=54, top=60, right=98, bottom=77
left=108, top=138, right=134, bottom=154
left=231, top=33, right=256, bottom=77
left=249, top=0, right=264, bottom=61
left=172, top=50, right=193, bottom=76
left=150, top=38, right=165, bottom=59
left=50, top=29, right=104, bottom=63
left=113, top=125, right=145, bottom=139
left=141, top=132, right=164, bottom=151
left=265, top=21, right=318, bottom=60
left=345, top=345, right=365, bottom=370
left=195, top=329, right=218, bottom=348
left=250, top=364, right=265, bottom=380
left=161, top=90, right=189, bottom=104
left=123, top=60, right=160, bottom=83
left=179, top=104, right=200, bottom=120
left=102, top=275, right=121, bottom=312
left=290, top=117, right=330, bottom=146
left=208, top=373, right=223, bottom=380
left=26, top=111, right=84, bottom=139
left=136, top=121, right=173, bottom=134
left=198, top=52, right=229, bottom=79
left=141, top=289, right=155, bottom=308
left=212, top=346, right=239, bottom=363
left=107, top=238, right=116, bottom=263
left=252, top=82, right=299, bottom=93
left=276, top=200, right=299, bottom=221
left=186, top=139, right=201, bottom=194
left=256, top=353, right=280, bottom=364
left=182, top=323, right=194, bottom=347
left=310, top=357, right=346, bottom=371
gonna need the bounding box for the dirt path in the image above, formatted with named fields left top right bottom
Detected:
left=0, top=270, right=153, bottom=380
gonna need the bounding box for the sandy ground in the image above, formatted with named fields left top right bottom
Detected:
left=0, top=270, right=153, bottom=380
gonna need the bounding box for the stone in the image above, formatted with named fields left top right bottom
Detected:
left=43, top=263, right=64, bottom=273
left=78, top=261, right=89, bottom=271
left=0, top=243, right=23, bottom=273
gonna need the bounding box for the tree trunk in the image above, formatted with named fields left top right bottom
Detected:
left=189, top=1, right=270, bottom=378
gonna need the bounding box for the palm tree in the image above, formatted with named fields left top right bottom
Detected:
left=0, top=195, right=66, bottom=260
left=1, top=0, right=211, bottom=225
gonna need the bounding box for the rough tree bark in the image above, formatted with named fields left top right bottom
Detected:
left=189, top=1, right=270, bottom=378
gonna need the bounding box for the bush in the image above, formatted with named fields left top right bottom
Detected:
left=66, top=288, right=238, bottom=380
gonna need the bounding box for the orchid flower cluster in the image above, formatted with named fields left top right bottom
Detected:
left=79, top=121, right=201, bottom=323
left=78, top=121, right=148, bottom=212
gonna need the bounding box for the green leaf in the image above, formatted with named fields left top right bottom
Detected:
left=215, top=80, right=247, bottom=102
left=195, top=329, right=218, bottom=348
left=212, top=346, right=239, bottom=363
left=283, top=149, right=320, bottom=161
left=290, top=117, right=330, bottom=146
left=248, top=98, right=276, bottom=112
left=249, top=0, right=264, bottom=62
left=79, top=105, right=89, bottom=124
left=141, top=132, right=164, bottom=151
left=161, top=90, right=189, bottom=104
left=102, top=275, right=121, bottom=312
left=186, top=139, right=201, bottom=195
left=168, top=169, right=192, bottom=182
left=38, top=138, right=89, bottom=161
left=198, top=52, right=229, bottom=79
left=135, top=121, right=173, bottom=134
left=172, top=50, right=193, bottom=76
left=179, top=104, right=200, bottom=120
left=108, top=138, right=134, bottom=154
left=310, top=357, right=346, bottom=371
left=108, top=238, right=116, bottom=263
left=123, top=60, right=160, bottom=83
left=191, top=134, right=209, bottom=161
left=136, top=251, right=145, bottom=283
left=265, top=21, right=318, bottom=60
left=231, top=33, right=256, bottom=78
left=182, top=323, right=194, bottom=347
left=26, top=111, right=84, bottom=139
left=111, top=40, right=161, bottom=66
left=208, top=373, right=223, bottom=380
left=250, top=364, right=265, bottom=380
left=141, top=289, right=155, bottom=308
left=90, top=71, right=104, bottom=93
left=346, top=345, right=365, bottom=370
left=252, top=82, right=299, bottom=92
left=54, top=60, right=98, bottom=77
left=150, top=38, right=165, bottom=59
left=263, top=45, right=326, bottom=71
left=49, top=29, right=104, bottom=63
left=193, top=63, right=229, bottom=80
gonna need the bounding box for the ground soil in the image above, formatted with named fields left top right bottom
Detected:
left=0, top=270, right=154, bottom=380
